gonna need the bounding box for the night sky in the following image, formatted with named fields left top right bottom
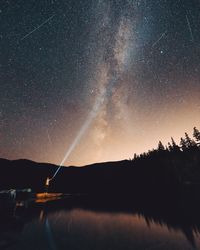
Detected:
left=1, top=0, right=200, bottom=166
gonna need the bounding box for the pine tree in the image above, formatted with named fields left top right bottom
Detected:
left=184, top=132, right=196, bottom=148
left=180, top=137, right=187, bottom=150
left=171, top=137, right=180, bottom=151
left=193, top=127, right=200, bottom=143
left=168, top=142, right=173, bottom=152
left=158, top=141, right=165, bottom=151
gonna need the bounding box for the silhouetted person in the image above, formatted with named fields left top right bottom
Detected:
left=45, top=177, right=50, bottom=193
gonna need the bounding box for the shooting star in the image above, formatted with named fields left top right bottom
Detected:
left=47, top=129, right=53, bottom=146
left=186, top=14, right=194, bottom=42
left=152, top=31, right=167, bottom=48
left=21, top=14, right=55, bottom=41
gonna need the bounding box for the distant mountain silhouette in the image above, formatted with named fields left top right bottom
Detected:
left=0, top=158, right=132, bottom=194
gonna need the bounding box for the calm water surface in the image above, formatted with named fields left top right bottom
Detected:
left=3, top=202, right=200, bottom=250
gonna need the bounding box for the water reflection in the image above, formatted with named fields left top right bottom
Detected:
left=1, top=197, right=200, bottom=250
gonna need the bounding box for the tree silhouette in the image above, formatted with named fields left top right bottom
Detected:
left=168, top=142, right=173, bottom=152
left=133, top=153, right=138, bottom=160
left=158, top=141, right=165, bottom=151
left=193, top=127, right=200, bottom=143
left=170, top=137, right=180, bottom=151
left=184, top=133, right=196, bottom=148
left=180, top=137, right=187, bottom=151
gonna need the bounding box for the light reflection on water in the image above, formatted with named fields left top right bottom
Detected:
left=7, top=208, right=200, bottom=250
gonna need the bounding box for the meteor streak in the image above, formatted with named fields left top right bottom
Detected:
left=186, top=15, right=194, bottom=42
left=47, top=129, right=53, bottom=146
left=152, top=31, right=167, bottom=48
left=21, top=14, right=55, bottom=41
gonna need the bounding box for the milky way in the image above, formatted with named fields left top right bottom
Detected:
left=1, top=0, right=200, bottom=166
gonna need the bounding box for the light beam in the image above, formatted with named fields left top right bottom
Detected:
left=50, top=14, right=133, bottom=180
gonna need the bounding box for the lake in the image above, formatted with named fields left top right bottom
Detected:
left=1, top=196, right=200, bottom=250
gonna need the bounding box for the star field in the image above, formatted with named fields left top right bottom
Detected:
left=1, top=0, right=200, bottom=166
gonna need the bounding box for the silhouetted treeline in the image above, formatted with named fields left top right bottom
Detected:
left=0, top=127, right=200, bottom=199
left=132, top=127, right=200, bottom=185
